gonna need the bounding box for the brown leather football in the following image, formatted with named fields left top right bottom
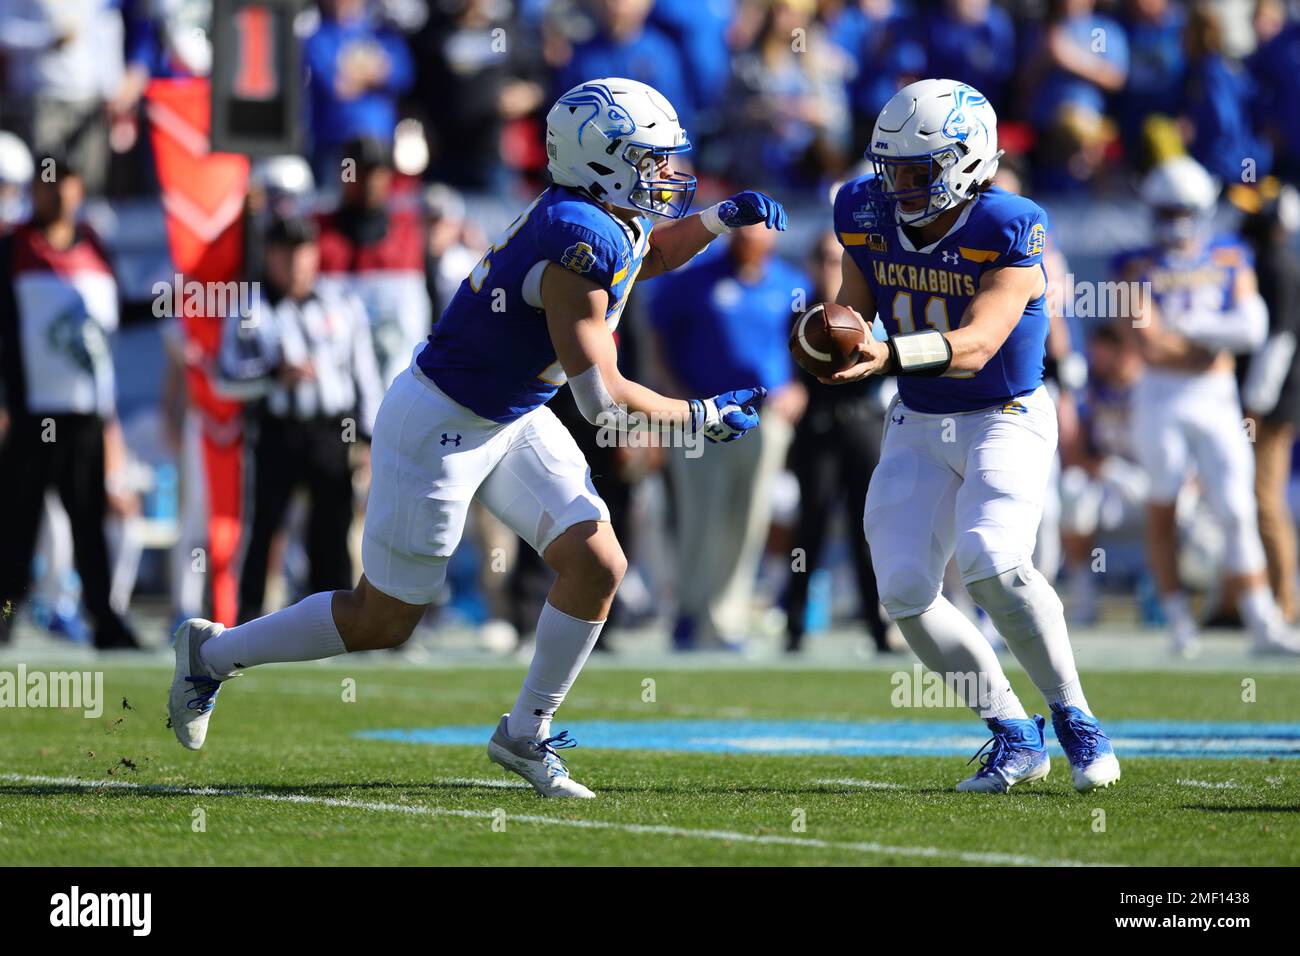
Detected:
left=789, top=302, right=869, bottom=378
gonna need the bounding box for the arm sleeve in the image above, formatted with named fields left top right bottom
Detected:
left=1175, top=294, right=1269, bottom=353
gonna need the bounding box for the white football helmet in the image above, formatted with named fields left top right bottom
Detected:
left=546, top=78, right=696, bottom=220
left=0, top=131, right=33, bottom=227
left=869, top=78, right=1003, bottom=226
left=250, top=154, right=315, bottom=216
left=0, top=131, right=33, bottom=187
left=1141, top=156, right=1218, bottom=247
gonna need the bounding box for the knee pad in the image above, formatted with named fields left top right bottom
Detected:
left=966, top=565, right=1064, bottom=641
left=954, top=528, right=1023, bottom=584
left=877, top=562, right=943, bottom=619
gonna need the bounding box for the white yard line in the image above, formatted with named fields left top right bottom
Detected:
left=812, top=778, right=908, bottom=791
left=0, top=772, right=1106, bottom=867
left=434, top=776, right=530, bottom=789
left=1177, top=779, right=1241, bottom=790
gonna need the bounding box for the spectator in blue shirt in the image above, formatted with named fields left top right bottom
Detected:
left=724, top=0, right=852, bottom=190
left=1118, top=0, right=1187, bottom=155
left=1184, top=3, right=1270, bottom=184
left=553, top=0, right=693, bottom=135
left=1249, top=10, right=1300, bottom=182
left=1023, top=0, right=1129, bottom=193
left=648, top=224, right=807, bottom=651
left=1024, top=0, right=1129, bottom=129
left=828, top=0, right=927, bottom=151
left=925, top=0, right=1016, bottom=116
left=648, top=0, right=735, bottom=125
left=304, top=0, right=414, bottom=179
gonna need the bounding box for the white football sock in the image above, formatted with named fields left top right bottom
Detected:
left=1160, top=590, right=1198, bottom=652
left=1044, top=678, right=1092, bottom=715
left=1238, top=583, right=1285, bottom=643
left=896, top=596, right=1028, bottom=721
left=1068, top=565, right=1098, bottom=621
left=507, top=601, right=604, bottom=740
left=199, top=591, right=347, bottom=678
left=967, top=565, right=1086, bottom=712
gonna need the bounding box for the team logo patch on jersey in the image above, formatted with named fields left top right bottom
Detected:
left=999, top=401, right=1027, bottom=416
left=561, top=242, right=597, bottom=275
left=1026, top=223, right=1046, bottom=258
left=867, top=233, right=887, bottom=253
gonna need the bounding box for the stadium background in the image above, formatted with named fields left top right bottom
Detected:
left=2, top=0, right=1299, bottom=652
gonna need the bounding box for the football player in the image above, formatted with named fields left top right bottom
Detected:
left=1116, top=156, right=1300, bottom=657
left=167, top=78, right=786, bottom=797
left=828, top=79, right=1120, bottom=792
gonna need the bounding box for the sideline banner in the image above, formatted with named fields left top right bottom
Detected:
left=146, top=77, right=248, bottom=625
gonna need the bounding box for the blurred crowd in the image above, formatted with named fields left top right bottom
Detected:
left=0, top=0, right=1298, bottom=654
left=2, top=0, right=1300, bottom=199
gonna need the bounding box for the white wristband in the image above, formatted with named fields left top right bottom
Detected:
left=699, top=204, right=731, bottom=235
left=887, top=329, right=952, bottom=376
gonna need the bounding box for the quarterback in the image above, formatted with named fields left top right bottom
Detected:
left=829, top=79, right=1119, bottom=792
left=167, top=78, right=785, bottom=797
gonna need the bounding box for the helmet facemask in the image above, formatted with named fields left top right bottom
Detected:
left=1151, top=204, right=1212, bottom=249
left=870, top=143, right=996, bottom=227
left=620, top=141, right=696, bottom=220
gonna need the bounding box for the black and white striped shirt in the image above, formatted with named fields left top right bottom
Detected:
left=218, top=287, right=384, bottom=434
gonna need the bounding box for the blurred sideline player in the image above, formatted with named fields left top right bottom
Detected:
left=828, top=79, right=1120, bottom=793
left=1058, top=323, right=1149, bottom=625
left=1116, top=157, right=1300, bottom=657
left=167, top=78, right=785, bottom=797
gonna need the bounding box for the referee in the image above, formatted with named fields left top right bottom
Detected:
left=219, top=216, right=383, bottom=623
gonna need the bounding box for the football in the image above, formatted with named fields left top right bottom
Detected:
left=789, top=302, right=869, bottom=378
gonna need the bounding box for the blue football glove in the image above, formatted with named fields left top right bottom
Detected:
left=690, top=387, right=767, bottom=443
left=716, top=191, right=788, bottom=231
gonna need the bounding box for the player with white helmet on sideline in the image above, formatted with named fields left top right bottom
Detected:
left=166, top=78, right=787, bottom=797
left=1116, top=155, right=1300, bottom=657
left=0, top=131, right=34, bottom=229
left=827, top=78, right=1120, bottom=793
left=248, top=154, right=315, bottom=216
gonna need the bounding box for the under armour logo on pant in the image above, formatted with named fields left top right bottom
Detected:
left=440, top=433, right=462, bottom=446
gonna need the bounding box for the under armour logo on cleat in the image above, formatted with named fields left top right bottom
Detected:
left=440, top=433, right=462, bottom=446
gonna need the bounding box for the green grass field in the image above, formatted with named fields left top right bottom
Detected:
left=1, top=661, right=1296, bottom=866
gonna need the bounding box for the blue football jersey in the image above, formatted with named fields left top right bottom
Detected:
left=418, top=186, right=653, bottom=423
left=1111, top=235, right=1250, bottom=333
left=833, top=177, right=1050, bottom=413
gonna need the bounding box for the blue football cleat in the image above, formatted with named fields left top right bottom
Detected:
left=956, top=715, right=1051, bottom=793
left=1050, top=703, right=1121, bottom=792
